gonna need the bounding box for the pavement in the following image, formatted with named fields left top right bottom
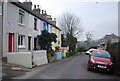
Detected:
left=1, top=62, right=30, bottom=79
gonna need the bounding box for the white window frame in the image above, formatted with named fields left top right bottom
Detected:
left=18, top=35, right=26, bottom=48
left=0, top=6, right=2, bottom=15
left=50, top=25, right=53, bottom=32
left=19, top=10, right=25, bottom=25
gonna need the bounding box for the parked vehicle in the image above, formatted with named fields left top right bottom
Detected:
left=87, top=50, right=113, bottom=72
left=85, top=49, right=97, bottom=55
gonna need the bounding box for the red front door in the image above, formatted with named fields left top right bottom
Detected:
left=8, top=33, right=13, bottom=52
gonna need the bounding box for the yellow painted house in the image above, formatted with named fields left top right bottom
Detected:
left=53, top=27, right=61, bottom=50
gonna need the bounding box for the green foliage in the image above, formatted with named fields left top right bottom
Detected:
left=106, top=42, right=120, bottom=73
left=66, top=34, right=77, bottom=52
left=61, top=34, right=68, bottom=47
left=37, top=30, right=57, bottom=50
left=55, top=46, right=60, bottom=52
left=47, top=48, right=55, bottom=57
left=76, top=46, right=85, bottom=52
left=61, top=33, right=77, bottom=52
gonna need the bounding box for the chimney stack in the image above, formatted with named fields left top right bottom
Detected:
left=33, top=5, right=41, bottom=14
left=52, top=18, right=56, bottom=25
left=23, top=0, right=32, bottom=10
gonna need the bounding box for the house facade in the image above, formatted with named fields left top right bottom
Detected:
left=40, top=12, right=61, bottom=50
left=3, top=2, right=40, bottom=57
left=2, top=1, right=61, bottom=57
left=53, top=27, right=61, bottom=50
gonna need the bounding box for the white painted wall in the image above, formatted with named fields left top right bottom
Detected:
left=6, top=50, right=48, bottom=68
left=6, top=52, right=32, bottom=68
left=33, top=50, right=48, bottom=66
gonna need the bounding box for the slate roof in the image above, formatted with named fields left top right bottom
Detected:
left=101, top=34, right=119, bottom=42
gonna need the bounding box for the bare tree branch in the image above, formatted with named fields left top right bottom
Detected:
left=58, top=12, right=83, bottom=38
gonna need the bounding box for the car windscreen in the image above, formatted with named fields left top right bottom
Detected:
left=91, top=51, right=111, bottom=59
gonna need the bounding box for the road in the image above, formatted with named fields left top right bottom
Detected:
left=15, top=53, right=119, bottom=79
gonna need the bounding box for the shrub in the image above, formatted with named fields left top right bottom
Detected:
left=76, top=46, right=85, bottom=52
left=47, top=48, right=55, bottom=57
left=106, top=42, right=120, bottom=74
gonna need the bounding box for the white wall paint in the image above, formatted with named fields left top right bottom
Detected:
left=6, top=52, right=32, bottom=68
left=33, top=50, right=48, bottom=66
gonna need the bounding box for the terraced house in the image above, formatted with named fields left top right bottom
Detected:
left=2, top=1, right=61, bottom=67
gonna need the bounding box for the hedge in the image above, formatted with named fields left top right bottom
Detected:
left=106, top=42, right=120, bottom=74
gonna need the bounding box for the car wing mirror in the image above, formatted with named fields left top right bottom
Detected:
left=86, top=51, right=91, bottom=55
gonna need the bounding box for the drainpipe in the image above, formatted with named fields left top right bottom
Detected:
left=2, top=2, right=4, bottom=58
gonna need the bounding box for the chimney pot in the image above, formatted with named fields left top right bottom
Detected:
left=54, top=18, right=56, bottom=21
left=34, top=5, right=36, bottom=9
left=42, top=10, right=44, bottom=14
left=37, top=5, right=39, bottom=8
left=44, top=10, right=46, bottom=13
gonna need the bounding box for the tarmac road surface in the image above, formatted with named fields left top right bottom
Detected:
left=14, top=53, right=119, bottom=80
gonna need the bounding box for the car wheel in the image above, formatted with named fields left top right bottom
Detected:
left=87, top=67, right=91, bottom=71
left=108, top=70, right=114, bottom=75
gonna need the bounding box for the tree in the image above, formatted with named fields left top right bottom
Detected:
left=66, top=33, right=77, bottom=51
left=61, top=34, right=68, bottom=47
left=58, top=12, right=83, bottom=52
left=58, top=12, right=83, bottom=37
left=86, top=31, right=94, bottom=49
left=37, top=30, right=57, bottom=50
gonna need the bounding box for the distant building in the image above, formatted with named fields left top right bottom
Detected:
left=101, top=33, right=120, bottom=43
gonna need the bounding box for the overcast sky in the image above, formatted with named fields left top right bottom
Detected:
left=20, top=0, right=119, bottom=41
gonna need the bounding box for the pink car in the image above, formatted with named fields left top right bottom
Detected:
left=87, top=50, right=113, bottom=72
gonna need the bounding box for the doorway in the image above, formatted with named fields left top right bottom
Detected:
left=8, top=33, right=14, bottom=52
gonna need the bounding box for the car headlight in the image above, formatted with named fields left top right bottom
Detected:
left=90, top=59, right=95, bottom=63
left=109, top=62, right=113, bottom=65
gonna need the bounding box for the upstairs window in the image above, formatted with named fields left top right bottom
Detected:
left=34, top=18, right=37, bottom=30
left=19, top=10, right=25, bottom=24
left=43, top=23, right=46, bottom=30
left=50, top=26, right=53, bottom=32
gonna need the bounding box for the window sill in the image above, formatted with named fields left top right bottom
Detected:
left=18, top=23, right=25, bottom=27
left=34, top=29, right=38, bottom=31
left=18, top=45, right=26, bottom=49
